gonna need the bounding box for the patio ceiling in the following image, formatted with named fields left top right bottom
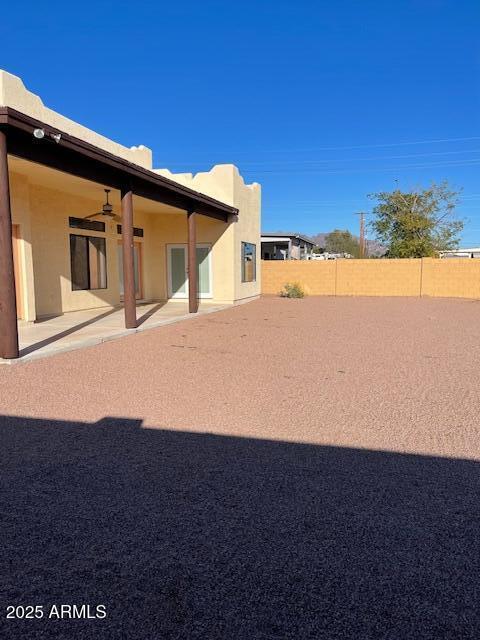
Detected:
left=9, top=157, right=188, bottom=216
left=0, top=106, right=238, bottom=222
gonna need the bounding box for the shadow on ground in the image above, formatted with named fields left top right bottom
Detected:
left=1, top=415, right=479, bottom=639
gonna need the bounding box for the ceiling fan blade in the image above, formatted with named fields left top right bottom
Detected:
left=103, top=212, right=121, bottom=222
left=83, top=212, right=104, bottom=219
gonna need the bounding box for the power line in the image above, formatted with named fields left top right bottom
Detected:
left=239, top=158, right=480, bottom=175
left=253, top=136, right=480, bottom=153
left=163, top=135, right=480, bottom=158
left=193, top=148, right=480, bottom=169
left=267, top=193, right=480, bottom=205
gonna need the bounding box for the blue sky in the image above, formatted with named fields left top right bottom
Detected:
left=1, top=0, right=479, bottom=244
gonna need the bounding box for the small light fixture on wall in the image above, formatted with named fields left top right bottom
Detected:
left=32, top=128, right=62, bottom=143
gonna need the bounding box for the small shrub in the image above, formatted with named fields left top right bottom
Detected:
left=280, top=282, right=305, bottom=298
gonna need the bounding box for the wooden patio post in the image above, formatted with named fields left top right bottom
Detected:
left=121, top=185, right=137, bottom=329
left=187, top=209, right=198, bottom=313
left=0, top=129, right=19, bottom=359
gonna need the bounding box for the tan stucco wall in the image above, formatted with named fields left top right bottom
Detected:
left=10, top=172, right=36, bottom=321
left=262, top=258, right=480, bottom=299
left=27, top=183, right=122, bottom=317
left=158, top=165, right=261, bottom=303
left=150, top=212, right=233, bottom=303
left=10, top=171, right=237, bottom=319
left=2, top=70, right=261, bottom=315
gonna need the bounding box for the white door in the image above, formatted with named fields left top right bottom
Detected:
left=196, top=245, right=212, bottom=298
left=167, top=244, right=212, bottom=299
left=167, top=245, right=188, bottom=299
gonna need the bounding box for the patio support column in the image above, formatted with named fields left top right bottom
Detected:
left=121, top=185, right=137, bottom=329
left=0, top=129, right=19, bottom=359
left=187, top=209, right=198, bottom=313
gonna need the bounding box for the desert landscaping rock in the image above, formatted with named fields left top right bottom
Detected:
left=1, top=296, right=479, bottom=639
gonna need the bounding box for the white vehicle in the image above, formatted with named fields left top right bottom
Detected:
left=309, top=252, right=353, bottom=260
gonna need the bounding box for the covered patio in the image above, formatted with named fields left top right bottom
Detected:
left=4, top=300, right=229, bottom=363
left=0, top=105, right=238, bottom=360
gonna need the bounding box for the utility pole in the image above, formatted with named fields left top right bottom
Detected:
left=355, top=212, right=367, bottom=258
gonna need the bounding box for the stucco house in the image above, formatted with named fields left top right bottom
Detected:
left=261, top=232, right=315, bottom=260
left=0, top=71, right=261, bottom=359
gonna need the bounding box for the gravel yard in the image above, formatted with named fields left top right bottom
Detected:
left=1, top=296, right=479, bottom=639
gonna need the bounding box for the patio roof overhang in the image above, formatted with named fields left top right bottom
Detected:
left=0, top=107, right=239, bottom=359
left=0, top=106, right=238, bottom=222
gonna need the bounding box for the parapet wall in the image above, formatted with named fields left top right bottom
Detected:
left=0, top=70, right=260, bottom=218
left=158, top=165, right=262, bottom=303
left=155, top=164, right=260, bottom=206
left=0, top=70, right=152, bottom=168
left=262, top=258, right=480, bottom=299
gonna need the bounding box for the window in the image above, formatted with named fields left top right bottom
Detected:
left=241, top=242, right=256, bottom=283
left=117, top=224, right=144, bottom=238
left=69, top=217, right=105, bottom=233
left=70, top=234, right=107, bottom=290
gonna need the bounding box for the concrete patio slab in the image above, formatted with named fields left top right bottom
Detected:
left=3, top=300, right=229, bottom=364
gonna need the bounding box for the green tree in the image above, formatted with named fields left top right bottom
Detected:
left=325, top=229, right=360, bottom=257
left=369, top=181, right=463, bottom=258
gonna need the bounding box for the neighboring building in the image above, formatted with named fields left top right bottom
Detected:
left=440, top=247, right=480, bottom=258
left=0, top=70, right=261, bottom=359
left=261, top=232, right=315, bottom=260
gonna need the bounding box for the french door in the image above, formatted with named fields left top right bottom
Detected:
left=167, top=244, right=212, bottom=299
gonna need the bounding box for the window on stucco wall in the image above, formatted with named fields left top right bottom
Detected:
left=70, top=234, right=107, bottom=291
left=241, top=242, right=256, bottom=283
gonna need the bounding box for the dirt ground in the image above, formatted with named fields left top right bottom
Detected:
left=1, top=296, right=479, bottom=638
left=1, top=295, right=479, bottom=458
